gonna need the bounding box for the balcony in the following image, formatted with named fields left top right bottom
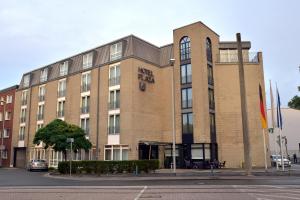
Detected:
left=81, top=84, right=90, bottom=93
left=37, top=114, right=44, bottom=121
left=216, top=52, right=259, bottom=63
left=38, top=95, right=45, bottom=102
left=108, top=100, right=120, bottom=110
left=57, top=110, right=64, bottom=118
left=109, top=76, right=120, bottom=87
left=58, top=90, right=66, bottom=98
left=108, top=126, right=120, bottom=135
left=81, top=106, right=90, bottom=114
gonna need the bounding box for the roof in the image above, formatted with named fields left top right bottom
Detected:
left=0, top=85, right=19, bottom=93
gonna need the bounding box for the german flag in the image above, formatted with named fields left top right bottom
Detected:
left=259, top=84, right=267, bottom=129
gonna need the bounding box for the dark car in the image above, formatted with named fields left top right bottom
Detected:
left=27, top=159, right=48, bottom=171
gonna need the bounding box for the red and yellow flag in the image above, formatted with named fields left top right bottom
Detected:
left=259, top=84, right=267, bottom=129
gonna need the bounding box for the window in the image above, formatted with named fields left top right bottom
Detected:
left=59, top=61, right=69, bottom=76
left=208, top=89, right=215, bottom=109
left=38, top=85, right=46, bottom=102
left=181, top=88, right=192, bottom=109
left=40, top=68, right=48, bottom=82
left=191, top=144, right=203, bottom=160
left=21, top=90, right=28, bottom=105
left=81, top=96, right=90, bottom=114
left=110, top=42, right=122, bottom=61
left=3, top=129, right=10, bottom=138
left=36, top=123, right=44, bottom=131
left=206, top=38, right=212, bottom=62
left=6, top=95, right=13, bottom=104
left=81, top=72, right=91, bottom=92
left=58, top=79, right=66, bottom=97
left=109, top=90, right=120, bottom=110
left=180, top=64, right=192, bottom=84
left=23, top=74, right=30, bottom=87
left=57, top=100, right=65, bottom=118
left=109, top=65, right=120, bottom=86
left=0, top=112, right=2, bottom=121
left=2, top=150, right=7, bottom=159
left=5, top=111, right=11, bottom=120
left=80, top=118, right=90, bottom=136
left=182, top=113, right=193, bottom=134
left=19, top=126, right=25, bottom=141
left=108, top=114, right=120, bottom=134
left=207, top=64, right=214, bottom=85
left=20, top=108, right=26, bottom=123
left=180, top=37, right=191, bottom=61
left=82, top=52, right=93, bottom=69
left=104, top=145, right=128, bottom=161
left=210, top=113, right=216, bottom=133
left=37, top=104, right=44, bottom=121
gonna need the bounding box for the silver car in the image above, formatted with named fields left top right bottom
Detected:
left=270, top=155, right=291, bottom=167
left=27, top=159, right=48, bottom=171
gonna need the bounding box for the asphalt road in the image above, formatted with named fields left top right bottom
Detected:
left=1, top=168, right=300, bottom=200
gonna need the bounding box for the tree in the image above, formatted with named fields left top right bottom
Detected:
left=33, top=119, right=92, bottom=160
left=288, top=95, right=300, bottom=110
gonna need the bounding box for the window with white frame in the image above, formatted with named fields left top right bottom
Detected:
left=109, top=65, right=120, bottom=86
left=2, top=150, right=8, bottom=159
left=82, top=52, right=93, bottom=69
left=81, top=96, right=90, bottom=114
left=38, top=85, right=46, bottom=102
left=19, top=126, right=25, bottom=141
left=109, top=90, right=120, bottom=110
left=80, top=118, right=90, bottom=136
left=57, top=100, right=65, bottom=118
left=110, top=42, right=122, bottom=61
left=6, top=95, right=13, bottom=104
left=37, top=104, right=44, bottom=121
left=40, top=68, right=48, bottom=82
left=108, top=114, right=120, bottom=135
left=81, top=72, right=91, bottom=92
left=59, top=61, right=69, bottom=76
left=58, top=79, right=66, bottom=97
left=5, top=111, right=11, bottom=120
left=20, top=108, right=26, bottom=123
left=36, top=123, right=44, bottom=131
left=3, top=129, right=10, bottom=138
left=104, top=145, right=128, bottom=161
left=23, top=74, right=30, bottom=87
left=21, top=90, right=28, bottom=105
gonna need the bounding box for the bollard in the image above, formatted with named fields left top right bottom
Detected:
left=210, top=163, right=214, bottom=176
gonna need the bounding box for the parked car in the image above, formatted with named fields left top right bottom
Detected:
left=27, top=159, right=48, bottom=171
left=270, top=155, right=291, bottom=167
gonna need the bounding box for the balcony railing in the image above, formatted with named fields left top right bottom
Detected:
left=38, top=95, right=45, bottom=102
left=108, top=126, right=120, bottom=135
left=81, top=84, right=90, bottom=93
left=20, top=117, right=26, bottom=123
left=81, top=106, right=90, bottom=114
left=57, top=110, right=64, bottom=118
left=37, top=114, right=44, bottom=121
left=58, top=90, right=66, bottom=98
left=217, top=52, right=259, bottom=63
left=108, top=100, right=120, bottom=110
left=109, top=76, right=120, bottom=86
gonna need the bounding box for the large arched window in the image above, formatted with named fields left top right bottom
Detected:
left=180, top=36, right=191, bottom=61
left=206, top=37, right=212, bottom=62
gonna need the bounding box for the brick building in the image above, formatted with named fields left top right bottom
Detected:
left=11, top=21, right=269, bottom=168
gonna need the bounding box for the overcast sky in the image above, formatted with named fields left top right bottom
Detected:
left=0, top=0, right=299, bottom=107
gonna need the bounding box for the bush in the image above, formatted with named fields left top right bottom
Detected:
left=58, top=160, right=159, bottom=174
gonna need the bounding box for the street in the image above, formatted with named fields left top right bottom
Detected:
left=1, top=168, right=300, bottom=199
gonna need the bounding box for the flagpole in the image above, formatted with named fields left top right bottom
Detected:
left=276, top=83, right=284, bottom=171
left=274, top=128, right=279, bottom=170
left=262, top=128, right=268, bottom=171
left=279, top=128, right=284, bottom=171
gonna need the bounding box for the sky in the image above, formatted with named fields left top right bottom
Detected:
left=0, top=0, right=299, bottom=107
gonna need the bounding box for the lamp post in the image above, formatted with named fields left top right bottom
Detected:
left=0, top=99, right=6, bottom=168
left=67, top=138, right=74, bottom=176
left=170, top=58, right=176, bottom=174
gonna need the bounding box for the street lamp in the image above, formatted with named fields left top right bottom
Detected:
left=170, top=58, right=176, bottom=174
left=0, top=99, right=6, bottom=168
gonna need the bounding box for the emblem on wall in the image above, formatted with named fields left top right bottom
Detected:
left=138, top=67, right=155, bottom=91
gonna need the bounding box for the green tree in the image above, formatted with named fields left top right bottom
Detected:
left=288, top=95, right=300, bottom=110
left=33, top=119, right=92, bottom=160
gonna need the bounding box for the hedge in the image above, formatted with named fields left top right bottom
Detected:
left=58, top=160, right=159, bottom=174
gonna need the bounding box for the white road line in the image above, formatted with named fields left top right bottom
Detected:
left=254, top=193, right=300, bottom=200
left=134, top=186, right=147, bottom=200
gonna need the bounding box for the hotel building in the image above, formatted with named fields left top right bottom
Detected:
left=11, top=21, right=269, bottom=168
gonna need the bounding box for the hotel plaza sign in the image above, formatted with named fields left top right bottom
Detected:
left=138, top=67, right=155, bottom=91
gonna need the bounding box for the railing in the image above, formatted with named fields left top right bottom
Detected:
left=108, top=100, right=120, bottom=110
left=81, top=106, right=90, bottom=114
left=38, top=95, right=45, bottom=102
left=109, top=76, right=120, bottom=86
left=57, top=90, right=66, bottom=98
left=37, top=114, right=44, bottom=121
left=81, top=84, right=90, bottom=93
left=108, top=126, right=120, bottom=135
left=57, top=110, right=64, bottom=118
left=216, top=52, right=259, bottom=63
left=182, top=99, right=192, bottom=109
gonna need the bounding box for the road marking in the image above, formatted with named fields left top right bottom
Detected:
left=134, top=186, right=147, bottom=200
left=254, top=193, right=300, bottom=200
